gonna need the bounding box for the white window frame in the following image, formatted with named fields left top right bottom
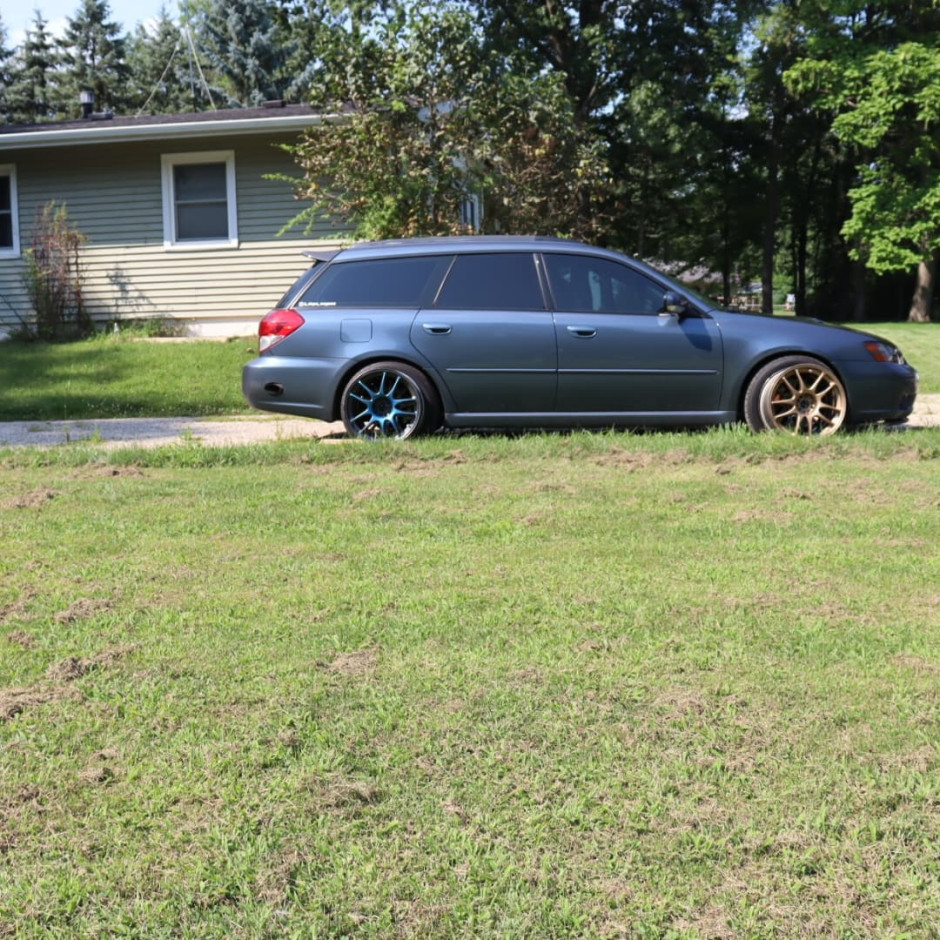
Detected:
left=161, top=150, right=238, bottom=250
left=0, top=164, right=21, bottom=258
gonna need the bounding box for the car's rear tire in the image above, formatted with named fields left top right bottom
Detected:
left=744, top=355, right=848, bottom=436
left=340, top=362, right=441, bottom=440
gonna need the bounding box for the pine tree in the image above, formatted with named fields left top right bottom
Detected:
left=126, top=6, right=204, bottom=114
left=57, top=0, right=130, bottom=116
left=0, top=13, right=10, bottom=123
left=197, top=0, right=293, bottom=106
left=5, top=13, right=61, bottom=123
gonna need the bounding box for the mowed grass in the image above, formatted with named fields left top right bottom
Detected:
left=2, top=430, right=940, bottom=937
left=0, top=319, right=936, bottom=424
left=0, top=334, right=257, bottom=422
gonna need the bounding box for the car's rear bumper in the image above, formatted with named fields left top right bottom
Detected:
left=242, top=356, right=339, bottom=421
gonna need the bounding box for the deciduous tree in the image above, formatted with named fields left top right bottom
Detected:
left=287, top=1, right=615, bottom=240
left=787, top=1, right=940, bottom=321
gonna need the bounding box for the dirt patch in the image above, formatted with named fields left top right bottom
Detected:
left=0, top=590, right=37, bottom=625
left=322, top=780, right=383, bottom=809
left=0, top=687, right=63, bottom=721
left=592, top=448, right=657, bottom=471
left=78, top=765, right=116, bottom=786
left=327, top=648, right=379, bottom=677
left=1, top=489, right=57, bottom=510
left=2, top=645, right=137, bottom=721
left=351, top=488, right=386, bottom=503
left=673, top=907, right=736, bottom=939
left=255, top=848, right=310, bottom=906
left=46, top=656, right=95, bottom=682
left=54, top=598, right=113, bottom=625
left=531, top=480, right=578, bottom=494
left=6, top=631, right=37, bottom=649
left=92, top=464, right=146, bottom=478
left=892, top=653, right=940, bottom=673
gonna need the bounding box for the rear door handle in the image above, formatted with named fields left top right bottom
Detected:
left=567, top=326, right=597, bottom=338
left=422, top=323, right=452, bottom=335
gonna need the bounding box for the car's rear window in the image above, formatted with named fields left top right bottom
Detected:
left=297, top=256, right=450, bottom=308
left=434, top=253, right=545, bottom=310
left=278, top=263, right=326, bottom=308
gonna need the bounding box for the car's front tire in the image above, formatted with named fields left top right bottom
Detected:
left=744, top=355, right=848, bottom=436
left=340, top=362, right=441, bottom=440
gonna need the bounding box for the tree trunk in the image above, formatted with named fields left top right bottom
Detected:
left=909, top=256, right=935, bottom=322
left=851, top=260, right=866, bottom=322
left=762, top=117, right=779, bottom=316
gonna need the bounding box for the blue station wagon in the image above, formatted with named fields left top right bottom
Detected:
left=242, top=236, right=918, bottom=439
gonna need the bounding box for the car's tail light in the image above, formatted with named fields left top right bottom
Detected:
left=259, top=309, right=304, bottom=353
left=864, top=341, right=906, bottom=364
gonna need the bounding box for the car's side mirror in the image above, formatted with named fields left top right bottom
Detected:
left=660, top=291, right=690, bottom=317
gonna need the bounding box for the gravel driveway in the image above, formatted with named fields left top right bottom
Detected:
left=0, top=396, right=937, bottom=448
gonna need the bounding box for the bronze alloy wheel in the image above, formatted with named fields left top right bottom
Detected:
left=744, top=355, right=848, bottom=436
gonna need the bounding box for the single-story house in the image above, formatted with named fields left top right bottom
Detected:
left=0, top=103, right=348, bottom=338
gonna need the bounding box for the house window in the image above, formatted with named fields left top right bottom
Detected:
left=161, top=151, right=237, bottom=248
left=0, top=165, right=20, bottom=257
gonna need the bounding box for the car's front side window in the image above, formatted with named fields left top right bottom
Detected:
left=544, top=253, right=664, bottom=315
left=434, top=253, right=545, bottom=310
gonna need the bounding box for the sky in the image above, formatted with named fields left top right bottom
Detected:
left=5, top=0, right=177, bottom=44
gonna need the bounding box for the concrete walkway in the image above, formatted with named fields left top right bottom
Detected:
left=0, top=414, right=347, bottom=449
left=0, top=396, right=937, bottom=449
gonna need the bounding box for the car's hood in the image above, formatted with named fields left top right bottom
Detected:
left=707, top=307, right=890, bottom=344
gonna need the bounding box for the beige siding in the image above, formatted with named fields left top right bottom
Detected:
left=0, top=131, right=352, bottom=334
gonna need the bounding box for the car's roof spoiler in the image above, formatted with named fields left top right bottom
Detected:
left=301, top=249, right=341, bottom=263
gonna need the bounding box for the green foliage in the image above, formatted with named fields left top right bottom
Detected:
left=2, top=13, right=58, bottom=124
left=288, top=1, right=615, bottom=240
left=56, top=0, right=130, bottom=117
left=831, top=43, right=940, bottom=274
left=20, top=202, right=92, bottom=343
left=125, top=7, right=201, bottom=115
left=786, top=4, right=940, bottom=320
left=198, top=0, right=294, bottom=106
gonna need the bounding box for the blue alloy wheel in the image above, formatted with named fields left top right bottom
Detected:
left=340, top=362, right=440, bottom=440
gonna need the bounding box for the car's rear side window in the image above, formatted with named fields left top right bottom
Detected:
left=434, top=253, right=545, bottom=311
left=543, top=253, right=665, bottom=314
left=298, top=256, right=450, bottom=308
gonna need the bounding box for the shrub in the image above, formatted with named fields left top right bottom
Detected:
left=21, top=201, right=92, bottom=341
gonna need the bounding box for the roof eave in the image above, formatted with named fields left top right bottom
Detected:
left=0, top=112, right=343, bottom=152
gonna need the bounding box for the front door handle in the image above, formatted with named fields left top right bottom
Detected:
left=422, top=323, right=452, bottom=335
left=567, top=326, right=597, bottom=338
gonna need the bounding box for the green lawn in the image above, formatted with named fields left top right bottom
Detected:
left=2, top=431, right=940, bottom=936
left=0, top=335, right=257, bottom=422
left=0, top=320, right=936, bottom=424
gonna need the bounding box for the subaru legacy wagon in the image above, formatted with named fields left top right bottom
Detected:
left=242, top=236, right=918, bottom=439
